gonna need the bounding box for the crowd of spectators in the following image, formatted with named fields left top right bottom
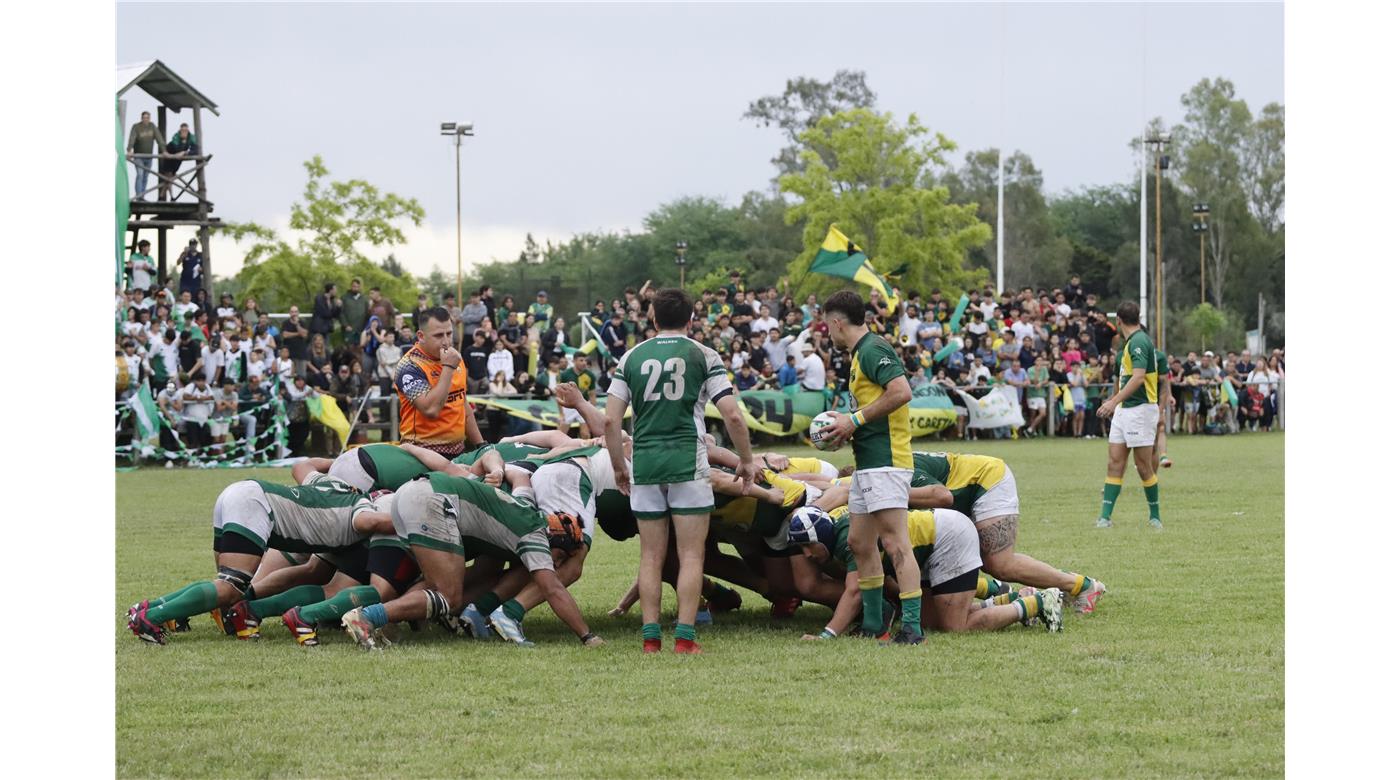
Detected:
left=117, top=254, right=1284, bottom=461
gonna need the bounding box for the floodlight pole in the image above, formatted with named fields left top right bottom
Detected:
left=441, top=121, right=475, bottom=312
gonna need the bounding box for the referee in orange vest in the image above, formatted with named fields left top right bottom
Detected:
left=393, top=306, right=485, bottom=456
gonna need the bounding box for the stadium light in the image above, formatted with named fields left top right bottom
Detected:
left=1193, top=203, right=1211, bottom=303
left=675, top=240, right=688, bottom=286
left=441, top=121, right=476, bottom=310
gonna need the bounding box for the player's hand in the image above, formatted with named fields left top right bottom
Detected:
left=440, top=347, right=462, bottom=369
left=800, top=633, right=822, bottom=641
left=554, top=382, right=583, bottom=408
left=582, top=634, right=605, bottom=648
left=608, top=604, right=630, bottom=617
left=483, top=467, right=504, bottom=487
left=614, top=466, right=631, bottom=496
left=1096, top=398, right=1117, bottom=419
left=823, top=413, right=857, bottom=447
left=762, top=453, right=790, bottom=471
left=734, top=459, right=760, bottom=492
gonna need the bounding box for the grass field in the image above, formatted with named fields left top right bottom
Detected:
left=116, top=433, right=1284, bottom=778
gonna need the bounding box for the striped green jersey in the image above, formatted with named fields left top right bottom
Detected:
left=608, top=335, right=733, bottom=484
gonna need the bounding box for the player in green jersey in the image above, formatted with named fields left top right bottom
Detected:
left=339, top=473, right=602, bottom=649
left=818, top=290, right=925, bottom=645
left=291, top=442, right=481, bottom=493
left=1096, top=302, right=1163, bottom=529
left=785, top=505, right=1063, bottom=635
left=127, top=478, right=394, bottom=644
left=604, top=287, right=758, bottom=654
left=557, top=352, right=599, bottom=436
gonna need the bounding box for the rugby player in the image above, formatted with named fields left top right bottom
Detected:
left=127, top=478, right=393, bottom=644
left=291, top=442, right=484, bottom=492
left=785, top=505, right=1063, bottom=635
left=1095, top=301, right=1163, bottom=529
left=909, top=451, right=1106, bottom=614
left=395, top=306, right=484, bottom=458
left=339, top=472, right=602, bottom=649
left=818, top=290, right=925, bottom=644
left=605, top=287, right=759, bottom=654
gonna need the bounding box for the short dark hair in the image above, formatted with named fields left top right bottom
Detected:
left=650, top=288, right=692, bottom=329
left=424, top=306, right=452, bottom=326
left=324, top=282, right=336, bottom=293
left=1116, top=301, right=1141, bottom=325
left=823, top=290, right=864, bottom=325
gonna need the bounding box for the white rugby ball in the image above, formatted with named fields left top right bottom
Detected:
left=809, top=411, right=844, bottom=452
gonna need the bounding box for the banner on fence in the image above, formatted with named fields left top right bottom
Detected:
left=954, top=386, right=1025, bottom=430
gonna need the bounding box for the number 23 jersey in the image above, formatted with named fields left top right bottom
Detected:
left=608, top=335, right=733, bottom=485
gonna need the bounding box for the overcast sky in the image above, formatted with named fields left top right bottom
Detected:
left=116, top=2, right=1283, bottom=278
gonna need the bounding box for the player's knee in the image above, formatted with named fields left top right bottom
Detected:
left=215, top=566, right=253, bottom=600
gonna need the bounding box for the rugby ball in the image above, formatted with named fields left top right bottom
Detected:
left=809, top=411, right=843, bottom=452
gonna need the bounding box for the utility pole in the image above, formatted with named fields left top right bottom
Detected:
left=440, top=122, right=475, bottom=309
left=1146, top=133, right=1171, bottom=339
left=675, top=240, right=688, bottom=287
left=1192, top=203, right=1210, bottom=304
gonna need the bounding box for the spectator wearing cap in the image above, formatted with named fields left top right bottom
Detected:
left=798, top=341, right=825, bottom=391
left=528, top=290, right=554, bottom=333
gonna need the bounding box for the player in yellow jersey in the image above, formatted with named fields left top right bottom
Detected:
left=817, top=290, right=924, bottom=645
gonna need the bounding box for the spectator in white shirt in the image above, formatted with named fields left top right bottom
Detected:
left=274, top=346, right=295, bottom=384
left=968, top=355, right=992, bottom=385
left=898, top=304, right=922, bottom=347
left=128, top=241, right=156, bottom=290
left=487, top=338, right=514, bottom=384
left=175, top=376, right=216, bottom=450
left=375, top=330, right=403, bottom=395
left=751, top=305, right=780, bottom=335
left=131, top=289, right=155, bottom=313
left=798, top=343, right=825, bottom=391
left=199, top=338, right=225, bottom=385
left=1011, top=310, right=1037, bottom=345
left=762, top=328, right=789, bottom=371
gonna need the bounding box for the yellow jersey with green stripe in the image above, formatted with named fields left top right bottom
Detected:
left=848, top=332, right=913, bottom=470
left=909, top=452, right=1007, bottom=517
left=782, top=457, right=836, bottom=479
left=711, top=469, right=806, bottom=538
left=1118, top=329, right=1158, bottom=408
left=828, top=505, right=936, bottom=574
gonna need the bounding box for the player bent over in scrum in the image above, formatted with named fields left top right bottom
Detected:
left=340, top=473, right=602, bottom=649
left=909, top=451, right=1107, bottom=615
left=785, top=505, right=1063, bottom=636
left=127, top=479, right=393, bottom=644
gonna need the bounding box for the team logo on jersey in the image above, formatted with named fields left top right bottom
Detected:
left=878, top=357, right=893, bottom=367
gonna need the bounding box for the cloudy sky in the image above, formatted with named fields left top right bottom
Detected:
left=116, top=2, right=1283, bottom=279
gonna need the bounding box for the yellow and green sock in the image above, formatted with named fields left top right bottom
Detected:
left=858, top=576, right=886, bottom=634
left=1100, top=476, right=1123, bottom=520
left=1012, top=592, right=1043, bottom=622
left=1143, top=475, right=1161, bottom=521
left=899, top=590, right=923, bottom=636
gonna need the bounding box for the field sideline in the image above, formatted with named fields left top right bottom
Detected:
left=116, top=434, right=1283, bottom=778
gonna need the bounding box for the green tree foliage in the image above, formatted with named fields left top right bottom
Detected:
left=779, top=109, right=991, bottom=302
left=939, top=149, right=1072, bottom=291
left=221, top=156, right=425, bottom=312
left=743, top=69, right=878, bottom=177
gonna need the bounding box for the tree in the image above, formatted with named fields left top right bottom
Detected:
left=1244, top=102, right=1285, bottom=235
left=779, top=109, right=991, bottom=301
left=222, top=156, right=425, bottom=311
left=744, top=70, right=878, bottom=177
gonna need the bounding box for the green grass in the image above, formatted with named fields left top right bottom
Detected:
left=117, top=434, right=1283, bottom=778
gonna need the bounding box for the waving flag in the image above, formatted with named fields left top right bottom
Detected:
left=305, top=394, right=351, bottom=448
left=810, top=225, right=898, bottom=313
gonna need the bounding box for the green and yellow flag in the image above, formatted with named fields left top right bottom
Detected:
left=810, top=225, right=898, bottom=313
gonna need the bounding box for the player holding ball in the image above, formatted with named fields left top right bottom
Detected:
left=816, top=290, right=925, bottom=645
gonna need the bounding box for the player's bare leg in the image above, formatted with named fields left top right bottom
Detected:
left=671, top=512, right=709, bottom=653
left=637, top=516, right=670, bottom=652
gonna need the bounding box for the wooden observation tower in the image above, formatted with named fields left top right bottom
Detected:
left=117, top=60, right=221, bottom=293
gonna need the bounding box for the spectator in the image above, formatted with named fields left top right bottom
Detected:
left=283, top=374, right=313, bottom=455
left=898, top=304, right=922, bottom=347
left=1002, top=360, right=1029, bottom=407
left=464, top=330, right=490, bottom=394
left=340, top=277, right=368, bottom=339
left=374, top=329, right=402, bottom=395
left=127, top=110, right=160, bottom=200
left=496, top=294, right=517, bottom=329
left=996, top=328, right=1020, bottom=369
left=479, top=285, right=497, bottom=329
left=117, top=339, right=144, bottom=402
left=274, top=345, right=295, bottom=384
left=1018, top=336, right=1038, bottom=370
left=215, top=293, right=238, bottom=332
left=542, top=316, right=569, bottom=358
left=174, top=373, right=215, bottom=451
left=487, top=338, right=514, bottom=383
left=735, top=362, right=759, bottom=391
left=211, top=378, right=242, bottom=456
left=238, top=372, right=275, bottom=459
left=282, top=305, right=308, bottom=374
left=528, top=290, right=554, bottom=332
left=798, top=342, right=825, bottom=391
left=176, top=239, right=203, bottom=298
left=127, top=240, right=156, bottom=291
left=330, top=362, right=364, bottom=418
left=158, top=123, right=199, bottom=201
left=1065, top=358, right=1088, bottom=438
left=601, top=311, right=627, bottom=360
left=1024, top=355, right=1050, bottom=437
left=460, top=288, right=489, bottom=346
left=778, top=354, right=799, bottom=388
left=366, top=287, right=396, bottom=329
left=489, top=370, right=514, bottom=396
left=311, top=282, right=341, bottom=341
